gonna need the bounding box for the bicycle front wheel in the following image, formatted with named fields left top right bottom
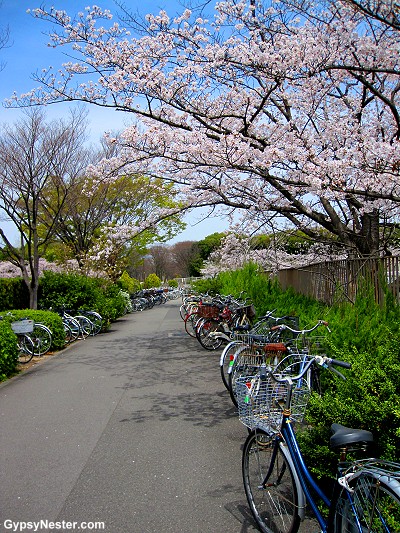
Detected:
left=18, top=334, right=35, bottom=364
left=220, top=341, right=242, bottom=391
left=242, top=429, right=300, bottom=533
left=335, top=466, right=400, bottom=532
left=31, top=323, right=52, bottom=356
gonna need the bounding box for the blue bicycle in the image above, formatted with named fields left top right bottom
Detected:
left=238, top=354, right=400, bottom=533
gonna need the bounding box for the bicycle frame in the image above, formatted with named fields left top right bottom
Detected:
left=264, top=412, right=365, bottom=533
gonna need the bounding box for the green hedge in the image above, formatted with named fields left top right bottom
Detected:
left=38, top=271, right=127, bottom=328
left=0, top=321, right=18, bottom=380
left=192, top=263, right=400, bottom=469
left=0, top=278, right=29, bottom=310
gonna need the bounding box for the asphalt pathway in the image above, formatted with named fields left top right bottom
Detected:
left=0, top=299, right=262, bottom=533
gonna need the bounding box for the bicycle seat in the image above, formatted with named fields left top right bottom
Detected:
left=330, top=423, right=374, bottom=449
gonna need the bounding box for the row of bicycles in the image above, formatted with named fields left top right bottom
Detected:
left=2, top=307, right=104, bottom=365
left=180, top=292, right=400, bottom=533
left=131, top=288, right=180, bottom=311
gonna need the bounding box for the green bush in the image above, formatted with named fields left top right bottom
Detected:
left=39, top=271, right=105, bottom=310
left=0, top=278, right=29, bottom=310
left=100, top=285, right=127, bottom=322
left=143, top=273, right=161, bottom=288
left=0, top=321, right=18, bottom=380
left=118, top=271, right=141, bottom=294
left=301, top=337, right=400, bottom=478
left=38, top=271, right=127, bottom=328
left=194, top=263, right=400, bottom=466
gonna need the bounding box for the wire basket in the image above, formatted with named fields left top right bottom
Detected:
left=232, top=332, right=272, bottom=347
left=11, top=319, right=34, bottom=334
left=297, top=335, right=328, bottom=354
left=236, top=355, right=312, bottom=432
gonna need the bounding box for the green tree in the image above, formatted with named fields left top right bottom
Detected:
left=143, top=273, right=161, bottom=288
left=40, top=173, right=185, bottom=279
left=188, top=232, right=226, bottom=276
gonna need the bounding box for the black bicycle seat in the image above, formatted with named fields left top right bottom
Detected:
left=330, top=423, right=374, bottom=449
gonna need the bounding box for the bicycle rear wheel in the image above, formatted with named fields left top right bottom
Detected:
left=196, top=318, right=224, bottom=350
left=228, top=345, right=263, bottom=407
left=242, top=429, right=300, bottom=533
left=335, top=464, right=400, bottom=532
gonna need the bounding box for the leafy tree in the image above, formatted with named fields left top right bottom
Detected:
left=12, top=2, right=400, bottom=256
left=0, top=108, right=89, bottom=308
left=188, top=233, right=226, bottom=276
left=40, top=172, right=185, bottom=279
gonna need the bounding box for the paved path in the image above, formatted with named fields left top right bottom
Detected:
left=0, top=300, right=261, bottom=533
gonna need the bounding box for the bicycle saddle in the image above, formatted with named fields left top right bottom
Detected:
left=330, top=423, right=374, bottom=449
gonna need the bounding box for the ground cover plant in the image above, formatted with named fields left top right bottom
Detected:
left=192, top=263, right=400, bottom=470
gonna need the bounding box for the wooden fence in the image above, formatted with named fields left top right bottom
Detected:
left=276, top=256, right=400, bottom=306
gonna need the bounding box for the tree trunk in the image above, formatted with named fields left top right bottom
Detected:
left=352, top=209, right=381, bottom=257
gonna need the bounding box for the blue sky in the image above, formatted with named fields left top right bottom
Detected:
left=0, top=0, right=230, bottom=244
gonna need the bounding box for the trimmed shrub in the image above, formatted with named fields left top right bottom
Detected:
left=143, top=273, right=161, bottom=288
left=38, top=271, right=127, bottom=328
left=0, top=278, right=29, bottom=310
left=193, top=264, right=400, bottom=466
left=0, top=321, right=18, bottom=380
left=39, top=271, right=105, bottom=310
left=117, top=271, right=141, bottom=294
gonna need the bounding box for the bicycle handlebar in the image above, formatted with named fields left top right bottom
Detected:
left=270, top=320, right=330, bottom=334
left=262, top=355, right=351, bottom=384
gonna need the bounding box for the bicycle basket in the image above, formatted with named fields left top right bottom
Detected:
left=196, top=304, right=220, bottom=318
left=236, top=355, right=312, bottom=432
left=244, top=304, right=256, bottom=319
left=295, top=335, right=328, bottom=354
left=11, top=319, right=34, bottom=334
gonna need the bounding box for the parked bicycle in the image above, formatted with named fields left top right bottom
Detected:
left=193, top=296, right=256, bottom=350
left=237, top=354, right=400, bottom=533
left=7, top=317, right=36, bottom=364
left=219, top=310, right=299, bottom=391
left=1, top=313, right=52, bottom=359
left=228, top=319, right=330, bottom=407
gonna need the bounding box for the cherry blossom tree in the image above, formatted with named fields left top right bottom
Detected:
left=9, top=0, right=400, bottom=257
left=200, top=231, right=347, bottom=275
